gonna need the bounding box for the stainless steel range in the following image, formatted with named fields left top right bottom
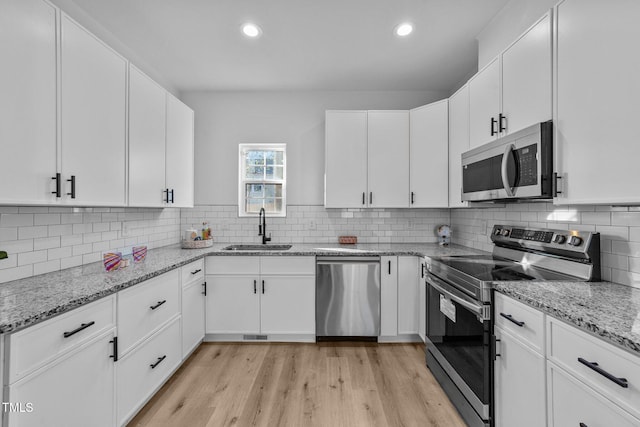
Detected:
left=425, top=224, right=601, bottom=427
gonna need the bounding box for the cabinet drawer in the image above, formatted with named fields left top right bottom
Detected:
left=260, top=256, right=315, bottom=275
left=548, top=361, right=640, bottom=427
left=547, top=317, right=640, bottom=419
left=494, top=292, right=544, bottom=353
left=181, top=258, right=204, bottom=287
left=8, top=295, right=115, bottom=384
left=117, top=317, right=181, bottom=426
left=117, top=269, right=180, bottom=356
left=206, top=256, right=259, bottom=275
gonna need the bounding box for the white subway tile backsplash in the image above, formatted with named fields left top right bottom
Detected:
left=34, top=236, right=61, bottom=251
left=612, top=212, right=640, bottom=226
left=17, top=250, right=47, bottom=266
left=18, top=226, right=48, bottom=240
left=33, top=259, right=60, bottom=276
left=34, top=213, right=61, bottom=226
left=0, top=227, right=17, bottom=241
left=1, top=214, right=33, bottom=227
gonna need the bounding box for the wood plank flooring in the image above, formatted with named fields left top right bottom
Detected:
left=128, top=342, right=465, bottom=427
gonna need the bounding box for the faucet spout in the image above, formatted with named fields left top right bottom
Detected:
left=258, top=208, right=271, bottom=245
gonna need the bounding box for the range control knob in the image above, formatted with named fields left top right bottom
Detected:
left=494, top=228, right=502, bottom=236
left=553, top=234, right=567, bottom=244
left=568, top=236, right=583, bottom=246
left=501, top=229, right=510, bottom=237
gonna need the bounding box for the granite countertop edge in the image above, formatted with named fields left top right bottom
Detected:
left=494, top=283, right=640, bottom=357
left=0, top=243, right=479, bottom=334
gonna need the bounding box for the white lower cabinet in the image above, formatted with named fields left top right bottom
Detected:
left=205, top=256, right=315, bottom=340
left=182, top=280, right=205, bottom=358
left=117, top=317, right=181, bottom=426
left=418, top=260, right=426, bottom=343
left=380, top=256, right=398, bottom=338
left=6, top=329, right=116, bottom=427
left=380, top=256, right=422, bottom=342
left=494, top=326, right=546, bottom=427
left=397, top=256, right=419, bottom=335
left=548, top=361, right=640, bottom=427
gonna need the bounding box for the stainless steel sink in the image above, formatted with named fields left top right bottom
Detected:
left=222, top=244, right=293, bottom=251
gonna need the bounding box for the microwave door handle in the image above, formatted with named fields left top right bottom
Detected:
left=426, top=275, right=485, bottom=318
left=501, top=143, right=516, bottom=197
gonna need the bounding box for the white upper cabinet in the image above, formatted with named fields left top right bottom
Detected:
left=368, top=111, right=410, bottom=208
left=469, top=58, right=500, bottom=149
left=60, top=14, right=127, bottom=206
left=0, top=0, right=58, bottom=205
left=324, top=110, right=369, bottom=208
left=469, top=12, right=552, bottom=150
left=501, top=12, right=552, bottom=137
left=128, top=65, right=167, bottom=207
left=166, top=94, right=195, bottom=208
left=448, top=85, right=470, bottom=208
left=409, top=100, right=449, bottom=208
left=554, top=0, right=640, bottom=205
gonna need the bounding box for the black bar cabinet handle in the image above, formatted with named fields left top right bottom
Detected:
left=577, top=357, right=629, bottom=388
left=163, top=188, right=169, bottom=203
left=500, top=313, right=525, bottom=327
left=490, top=117, right=497, bottom=136
left=369, top=192, right=372, bottom=205
left=388, top=260, right=391, bottom=275
left=109, top=336, right=118, bottom=362
left=191, top=269, right=202, bottom=275
left=67, top=175, right=76, bottom=199
left=150, top=300, right=167, bottom=310
left=150, top=355, right=166, bottom=369
left=51, top=173, right=61, bottom=197
left=63, top=321, right=95, bottom=338
left=253, top=279, right=257, bottom=294
left=170, top=189, right=174, bottom=203
left=411, top=192, right=415, bottom=204
left=421, top=263, right=424, bottom=278
left=262, top=280, right=265, bottom=294
left=499, top=113, right=506, bottom=132
left=202, top=282, right=207, bottom=296
left=362, top=192, right=365, bottom=205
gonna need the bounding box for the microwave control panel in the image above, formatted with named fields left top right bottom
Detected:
left=516, top=144, right=538, bottom=186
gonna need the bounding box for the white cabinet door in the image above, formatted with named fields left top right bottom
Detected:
left=418, top=260, right=426, bottom=342
left=260, top=276, right=315, bottom=334
left=555, top=0, right=640, bottom=205
left=166, top=93, right=194, bottom=208
left=129, top=65, right=167, bottom=207
left=0, top=0, right=58, bottom=205
left=324, top=110, right=368, bottom=208
left=448, top=85, right=469, bottom=208
left=469, top=58, right=500, bottom=149
left=205, top=276, right=260, bottom=334
left=397, top=256, right=419, bottom=335
left=380, top=256, right=398, bottom=337
left=60, top=14, right=127, bottom=206
left=367, top=111, right=410, bottom=208
left=501, top=12, right=552, bottom=136
left=494, top=326, right=546, bottom=427
left=182, top=281, right=205, bottom=358
left=409, top=100, right=449, bottom=208
left=548, top=361, right=640, bottom=427
left=7, top=330, right=115, bottom=427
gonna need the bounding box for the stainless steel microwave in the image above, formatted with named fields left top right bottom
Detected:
left=461, top=121, right=554, bottom=202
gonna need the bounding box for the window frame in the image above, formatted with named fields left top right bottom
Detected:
left=238, top=143, right=287, bottom=217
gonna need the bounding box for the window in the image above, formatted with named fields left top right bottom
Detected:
left=239, top=144, right=286, bottom=217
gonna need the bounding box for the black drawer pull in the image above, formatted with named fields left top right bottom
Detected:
left=150, top=300, right=167, bottom=310
left=63, top=321, right=95, bottom=338
left=150, top=355, right=166, bottom=369
left=109, top=336, right=118, bottom=362
left=253, top=279, right=257, bottom=294
left=191, top=269, right=202, bottom=275
left=500, top=313, right=525, bottom=327
left=362, top=192, right=365, bottom=205
left=51, top=173, right=61, bottom=197
left=202, top=281, right=207, bottom=296
left=262, top=280, right=265, bottom=294
left=388, top=260, right=391, bottom=275
left=490, top=117, right=497, bottom=136
left=67, top=175, right=76, bottom=199
left=169, top=189, right=174, bottom=203
left=578, top=357, right=629, bottom=388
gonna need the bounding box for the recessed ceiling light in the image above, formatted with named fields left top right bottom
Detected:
left=242, top=23, right=262, bottom=38
left=394, top=23, right=413, bottom=37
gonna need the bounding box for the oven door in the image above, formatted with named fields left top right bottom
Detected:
left=425, top=273, right=491, bottom=427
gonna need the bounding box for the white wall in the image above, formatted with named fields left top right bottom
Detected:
left=476, top=0, right=558, bottom=69
left=182, top=90, right=448, bottom=207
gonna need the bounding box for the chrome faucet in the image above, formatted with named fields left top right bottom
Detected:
left=258, top=208, right=271, bottom=245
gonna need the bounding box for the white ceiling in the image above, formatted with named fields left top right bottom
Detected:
left=64, top=0, right=509, bottom=92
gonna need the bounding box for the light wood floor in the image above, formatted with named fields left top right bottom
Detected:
left=128, top=342, right=465, bottom=427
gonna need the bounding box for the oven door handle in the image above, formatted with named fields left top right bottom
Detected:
left=501, top=143, right=516, bottom=197
left=426, top=275, right=487, bottom=320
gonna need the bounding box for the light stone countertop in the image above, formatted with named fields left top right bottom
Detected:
left=494, top=281, right=640, bottom=356
left=0, top=242, right=481, bottom=334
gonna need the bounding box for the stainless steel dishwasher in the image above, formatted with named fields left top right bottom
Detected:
left=316, top=257, right=380, bottom=338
